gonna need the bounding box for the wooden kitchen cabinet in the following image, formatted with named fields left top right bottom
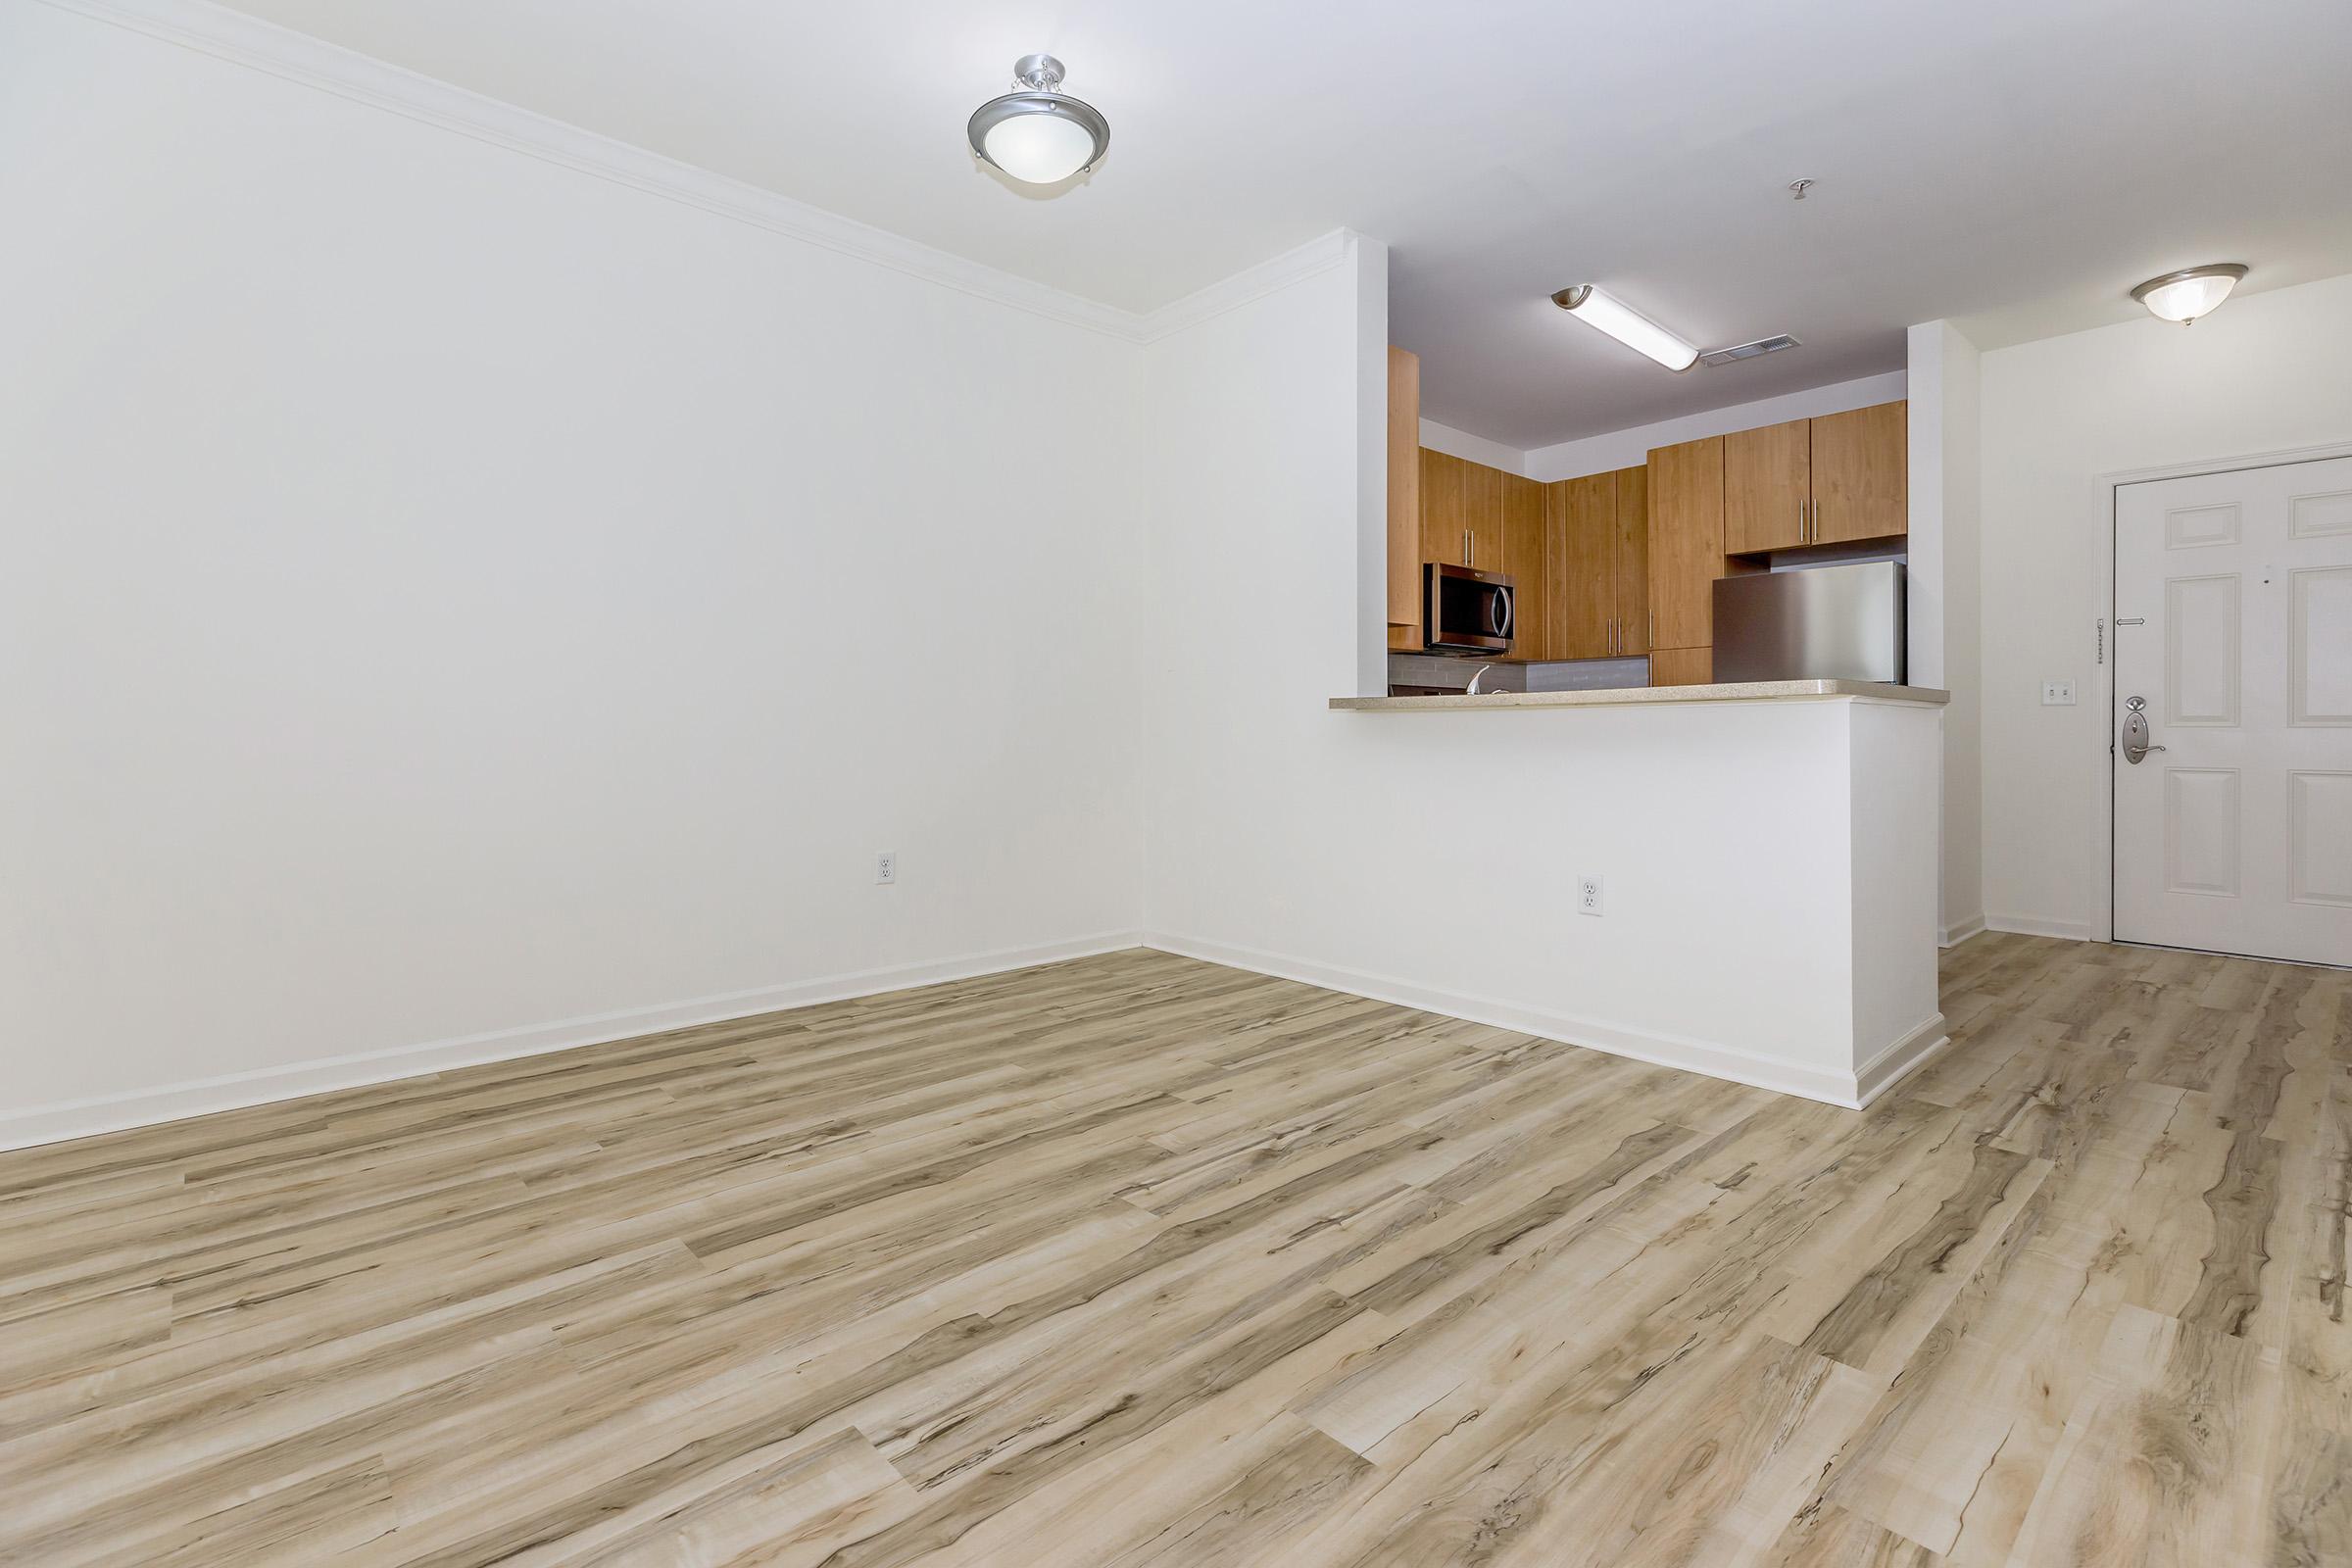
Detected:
left=1540, top=465, right=1649, bottom=662
left=1543, top=472, right=1619, bottom=661
left=1464, top=462, right=1506, bottom=572
left=1501, top=474, right=1547, bottom=657
left=1721, top=401, right=1909, bottom=554
left=1419, top=450, right=1508, bottom=571
left=1646, top=434, right=1725, bottom=651
left=1810, top=401, right=1908, bottom=544
left=1386, top=348, right=1421, bottom=649
left=1419, top=449, right=1467, bottom=568
left=1411, top=448, right=1564, bottom=656
left=1723, top=417, right=1811, bottom=555
left=1612, top=465, right=1649, bottom=657
left=1648, top=646, right=1713, bottom=687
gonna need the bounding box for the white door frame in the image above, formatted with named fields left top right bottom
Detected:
left=2090, top=439, right=2352, bottom=945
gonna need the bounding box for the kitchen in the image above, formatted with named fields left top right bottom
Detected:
left=1383, top=345, right=1914, bottom=697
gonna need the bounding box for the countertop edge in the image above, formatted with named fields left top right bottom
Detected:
left=1328, top=680, right=1950, bottom=711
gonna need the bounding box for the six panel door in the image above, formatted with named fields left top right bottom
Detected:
left=2113, top=454, right=2352, bottom=965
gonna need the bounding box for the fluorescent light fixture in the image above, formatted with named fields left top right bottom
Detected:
left=2130, top=264, right=2248, bottom=325
left=1549, top=285, right=1699, bottom=371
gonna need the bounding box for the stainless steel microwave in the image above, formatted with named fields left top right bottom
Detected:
left=1424, top=563, right=1514, bottom=652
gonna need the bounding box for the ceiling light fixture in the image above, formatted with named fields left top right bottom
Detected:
left=1549, top=286, right=1699, bottom=371
left=2131, top=263, right=2248, bottom=326
left=967, top=54, right=1109, bottom=186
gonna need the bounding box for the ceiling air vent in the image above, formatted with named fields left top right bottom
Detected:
left=1698, top=335, right=1799, bottom=368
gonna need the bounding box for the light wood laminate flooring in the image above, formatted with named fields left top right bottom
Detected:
left=1, top=934, right=2345, bottom=1565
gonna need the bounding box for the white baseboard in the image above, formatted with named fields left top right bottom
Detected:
left=1984, top=913, right=2097, bottom=942
left=1142, top=932, right=1886, bottom=1109
left=0, top=931, right=1144, bottom=1152
left=1851, top=1014, right=1952, bottom=1107
left=1939, top=914, right=1987, bottom=948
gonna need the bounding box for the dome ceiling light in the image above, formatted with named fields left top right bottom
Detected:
left=967, top=54, right=1109, bottom=186
left=2131, top=263, right=2248, bottom=326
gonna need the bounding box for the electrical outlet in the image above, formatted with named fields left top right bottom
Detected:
left=1578, top=876, right=1603, bottom=916
left=2041, top=679, right=2076, bottom=707
left=875, top=852, right=897, bottom=886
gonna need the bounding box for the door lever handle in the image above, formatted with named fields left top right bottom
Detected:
left=2120, top=695, right=2166, bottom=764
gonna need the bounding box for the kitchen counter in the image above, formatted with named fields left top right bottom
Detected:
left=1317, top=677, right=1949, bottom=1107
left=1330, top=679, right=1949, bottom=712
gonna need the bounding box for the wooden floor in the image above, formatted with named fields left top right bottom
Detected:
left=1, top=935, right=2345, bottom=1567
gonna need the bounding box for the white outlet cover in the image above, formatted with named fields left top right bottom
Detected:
left=2041, top=680, right=2076, bottom=707
left=875, top=852, right=897, bottom=885
left=1578, top=876, right=1603, bottom=915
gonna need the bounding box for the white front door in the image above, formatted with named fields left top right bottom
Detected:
left=2113, top=456, right=2352, bottom=965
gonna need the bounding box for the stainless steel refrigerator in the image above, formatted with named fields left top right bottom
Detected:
left=1712, top=562, right=1907, bottom=684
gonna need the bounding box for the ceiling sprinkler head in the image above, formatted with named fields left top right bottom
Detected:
left=1788, top=178, right=1815, bottom=200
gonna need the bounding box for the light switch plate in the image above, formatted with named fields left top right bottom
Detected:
left=2041, top=679, right=2076, bottom=707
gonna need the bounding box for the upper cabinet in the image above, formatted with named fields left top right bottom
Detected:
left=1418, top=449, right=1512, bottom=572
left=1723, top=417, right=1812, bottom=555
left=1721, top=401, right=1908, bottom=554
left=1419, top=450, right=1467, bottom=568
left=1466, top=461, right=1507, bottom=571
left=1646, top=434, right=1725, bottom=650
left=1810, top=401, right=1909, bottom=545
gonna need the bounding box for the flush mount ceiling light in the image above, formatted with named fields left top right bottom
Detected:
left=1549, top=285, right=1699, bottom=372
left=967, top=54, right=1109, bottom=186
left=2131, top=263, right=2248, bottom=325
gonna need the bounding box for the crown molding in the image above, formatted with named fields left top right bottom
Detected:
left=41, top=0, right=1364, bottom=347
left=38, top=0, right=1154, bottom=341
left=1130, top=230, right=1358, bottom=344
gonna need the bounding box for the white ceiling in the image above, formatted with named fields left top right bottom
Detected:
left=206, top=0, right=2352, bottom=450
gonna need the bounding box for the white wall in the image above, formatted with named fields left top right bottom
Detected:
left=1979, top=271, right=2352, bottom=937
left=1907, top=321, right=1984, bottom=941
left=0, top=3, right=1146, bottom=1139
left=1140, top=239, right=1942, bottom=1105
left=1523, top=370, right=1910, bottom=483
left=2, top=0, right=1956, bottom=1143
